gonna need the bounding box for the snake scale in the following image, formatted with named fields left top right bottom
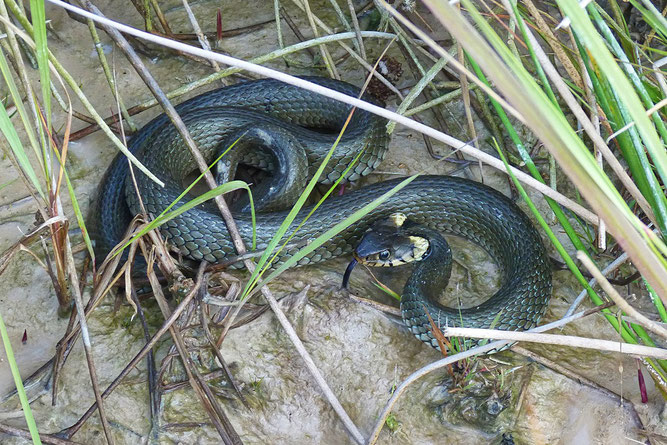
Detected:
left=91, top=76, right=552, bottom=349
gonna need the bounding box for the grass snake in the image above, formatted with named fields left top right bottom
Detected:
left=91, top=76, right=552, bottom=349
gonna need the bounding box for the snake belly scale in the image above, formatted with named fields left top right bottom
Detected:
left=91, top=76, right=552, bottom=348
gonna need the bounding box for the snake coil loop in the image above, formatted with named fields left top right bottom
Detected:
left=91, top=77, right=552, bottom=349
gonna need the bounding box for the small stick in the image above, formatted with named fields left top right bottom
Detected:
left=63, top=233, right=114, bottom=444
left=439, top=326, right=667, bottom=358
left=0, top=422, right=83, bottom=445
left=130, top=286, right=160, bottom=429
left=198, top=290, right=247, bottom=405
left=577, top=251, right=667, bottom=340
left=346, top=0, right=366, bottom=60
left=568, top=26, right=605, bottom=247
left=403, top=86, right=466, bottom=116
left=273, top=2, right=303, bottom=67
left=280, top=6, right=316, bottom=60
left=455, top=33, right=482, bottom=180
left=301, top=0, right=339, bottom=78
left=180, top=0, right=221, bottom=73
left=168, top=19, right=274, bottom=41
left=163, top=369, right=225, bottom=393
left=147, top=0, right=172, bottom=36
left=348, top=293, right=402, bottom=316
left=565, top=251, right=630, bottom=316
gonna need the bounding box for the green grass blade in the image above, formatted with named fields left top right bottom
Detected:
left=558, top=0, right=667, bottom=192
left=0, top=49, right=43, bottom=177
left=0, top=178, right=17, bottom=192
left=238, top=113, right=359, bottom=299
left=0, top=101, right=44, bottom=197
left=0, top=313, right=42, bottom=445
left=145, top=132, right=247, bottom=220
left=29, top=0, right=51, bottom=130
left=387, top=56, right=448, bottom=134
left=248, top=147, right=368, bottom=292
left=121, top=180, right=254, bottom=253
left=374, top=282, right=401, bottom=301
left=117, top=132, right=256, bottom=254
left=247, top=174, right=418, bottom=297
left=646, top=281, right=667, bottom=323
left=466, top=54, right=589, bottom=254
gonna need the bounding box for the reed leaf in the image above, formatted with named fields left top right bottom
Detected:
left=0, top=313, right=42, bottom=444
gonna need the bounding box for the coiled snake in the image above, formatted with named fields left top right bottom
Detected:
left=91, top=77, right=552, bottom=349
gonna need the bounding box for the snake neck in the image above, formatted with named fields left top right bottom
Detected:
left=402, top=226, right=453, bottom=304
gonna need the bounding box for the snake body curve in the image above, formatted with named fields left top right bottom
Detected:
left=91, top=77, right=552, bottom=345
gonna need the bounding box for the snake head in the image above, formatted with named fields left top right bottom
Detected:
left=342, top=213, right=431, bottom=288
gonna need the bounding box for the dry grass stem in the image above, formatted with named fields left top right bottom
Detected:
left=565, top=251, right=630, bottom=316
left=522, top=0, right=583, bottom=88
left=180, top=0, right=220, bottom=72
left=63, top=234, right=114, bottom=445
left=346, top=0, right=366, bottom=60
left=577, top=251, right=667, bottom=340
left=440, top=326, right=667, bottom=358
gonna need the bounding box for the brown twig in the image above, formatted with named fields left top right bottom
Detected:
left=63, top=232, right=115, bottom=444
left=0, top=423, right=83, bottom=445
left=279, top=6, right=316, bottom=60
left=168, top=19, right=275, bottom=41
left=130, top=286, right=160, bottom=429
left=198, top=288, right=247, bottom=406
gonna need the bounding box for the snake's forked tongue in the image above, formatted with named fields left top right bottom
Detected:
left=342, top=257, right=358, bottom=289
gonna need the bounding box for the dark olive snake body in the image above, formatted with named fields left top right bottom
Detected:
left=91, top=77, right=552, bottom=348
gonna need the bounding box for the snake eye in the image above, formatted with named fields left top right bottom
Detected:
left=379, top=250, right=390, bottom=261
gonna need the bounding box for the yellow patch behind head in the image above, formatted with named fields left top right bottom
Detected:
left=389, top=212, right=407, bottom=227
left=408, top=236, right=430, bottom=260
